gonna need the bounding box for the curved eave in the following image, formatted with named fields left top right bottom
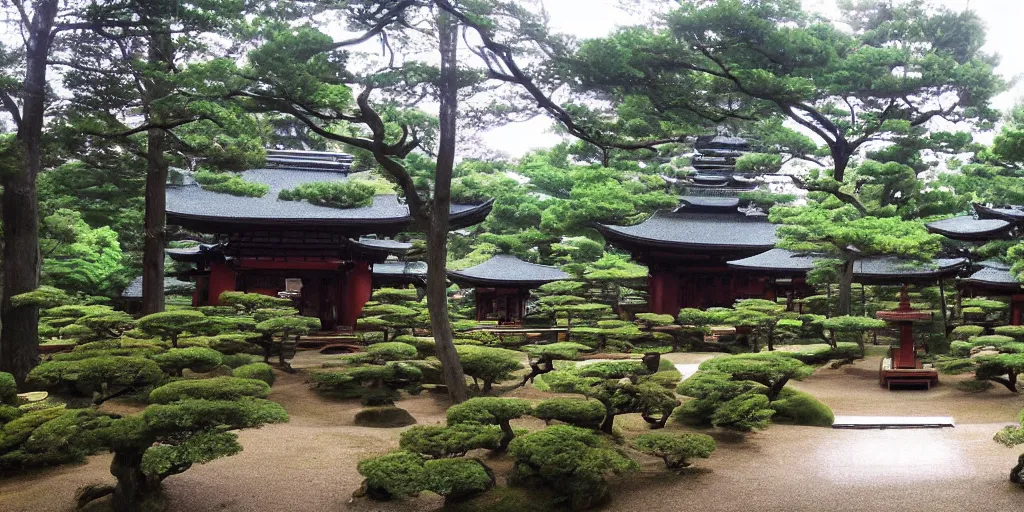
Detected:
left=447, top=273, right=564, bottom=288
left=595, top=222, right=777, bottom=252
left=962, top=268, right=1024, bottom=292
left=168, top=199, right=493, bottom=235
left=973, top=203, right=1024, bottom=224
left=925, top=215, right=1012, bottom=241
left=853, top=259, right=968, bottom=285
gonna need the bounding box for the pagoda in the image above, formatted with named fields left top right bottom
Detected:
left=166, top=150, right=492, bottom=331
left=447, top=254, right=570, bottom=324
left=925, top=203, right=1024, bottom=325
left=599, top=134, right=776, bottom=314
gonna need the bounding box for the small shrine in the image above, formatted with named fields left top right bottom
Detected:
left=447, top=254, right=569, bottom=325
left=876, top=285, right=939, bottom=390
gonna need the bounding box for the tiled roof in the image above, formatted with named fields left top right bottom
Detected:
left=122, top=276, right=194, bottom=299
left=598, top=211, right=777, bottom=250
left=166, top=168, right=491, bottom=234
left=448, top=254, right=569, bottom=286
left=679, top=196, right=741, bottom=209
left=963, top=267, right=1023, bottom=289
left=925, top=215, right=1011, bottom=240
left=973, top=203, right=1024, bottom=222
left=728, top=249, right=967, bottom=282
left=373, top=261, right=427, bottom=276
left=352, top=238, right=413, bottom=252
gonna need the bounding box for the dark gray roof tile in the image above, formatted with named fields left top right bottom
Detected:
left=448, top=254, right=569, bottom=286
left=925, top=215, right=1011, bottom=239
left=599, top=211, right=777, bottom=250
left=122, top=276, right=194, bottom=299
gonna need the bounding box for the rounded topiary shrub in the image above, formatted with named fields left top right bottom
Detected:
left=399, top=423, right=503, bottom=458
left=995, top=326, right=1024, bottom=341
left=769, top=389, right=834, bottom=427
left=630, top=432, right=716, bottom=469
left=508, top=425, right=637, bottom=510
left=153, top=347, right=224, bottom=376
left=950, top=341, right=974, bottom=358
left=0, top=372, right=17, bottom=405
left=951, top=325, right=985, bottom=341
left=424, top=458, right=495, bottom=503
left=148, top=376, right=271, bottom=404
left=232, top=362, right=275, bottom=385
left=356, top=450, right=427, bottom=500
left=447, top=397, right=532, bottom=450
left=354, top=406, right=417, bottom=428
left=366, top=342, right=418, bottom=363
left=533, top=398, right=606, bottom=429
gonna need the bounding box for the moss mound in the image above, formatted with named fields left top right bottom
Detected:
left=354, top=406, right=416, bottom=428
left=770, top=389, right=834, bottom=426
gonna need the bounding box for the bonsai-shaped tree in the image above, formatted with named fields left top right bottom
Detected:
left=674, top=371, right=774, bottom=431
left=311, top=341, right=423, bottom=427
left=77, top=380, right=288, bottom=512
left=446, top=397, right=533, bottom=451
left=533, top=398, right=606, bottom=429
left=137, top=311, right=210, bottom=348
left=821, top=316, right=886, bottom=356
left=726, top=299, right=800, bottom=352
left=398, top=423, right=504, bottom=458
left=630, top=432, right=716, bottom=470
left=677, top=308, right=733, bottom=351
left=573, top=319, right=644, bottom=352
left=699, top=353, right=815, bottom=401
left=508, top=425, right=637, bottom=510
left=27, top=356, right=165, bottom=405
left=254, top=315, right=321, bottom=370
left=219, top=291, right=293, bottom=314
left=355, top=451, right=494, bottom=504
left=516, top=342, right=594, bottom=387
left=634, top=313, right=680, bottom=351
left=542, top=360, right=678, bottom=433
left=0, top=405, right=116, bottom=472
left=995, top=409, right=1024, bottom=485
left=358, top=287, right=423, bottom=342
left=151, top=347, right=224, bottom=377
left=454, top=345, right=524, bottom=393
left=75, top=311, right=136, bottom=340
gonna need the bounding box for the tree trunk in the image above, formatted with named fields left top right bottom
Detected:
left=110, top=448, right=159, bottom=512
left=0, top=1, right=59, bottom=385
left=425, top=9, right=468, bottom=404
left=600, top=408, right=615, bottom=434
left=497, top=419, right=515, bottom=451
left=140, top=28, right=174, bottom=315
left=837, top=258, right=854, bottom=317
left=767, top=377, right=789, bottom=401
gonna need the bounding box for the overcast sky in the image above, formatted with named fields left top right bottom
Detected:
left=481, top=0, right=1024, bottom=157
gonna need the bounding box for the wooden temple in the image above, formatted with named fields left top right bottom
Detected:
left=926, top=203, right=1024, bottom=325
left=166, top=150, right=492, bottom=331
left=599, top=135, right=776, bottom=314
left=447, top=254, right=569, bottom=324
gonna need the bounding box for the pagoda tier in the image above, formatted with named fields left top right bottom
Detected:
left=924, top=203, right=1023, bottom=242
left=448, top=254, right=570, bottom=324
left=597, top=205, right=777, bottom=313
left=164, top=152, right=492, bottom=331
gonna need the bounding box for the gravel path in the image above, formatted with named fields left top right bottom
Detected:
left=1, top=353, right=1022, bottom=512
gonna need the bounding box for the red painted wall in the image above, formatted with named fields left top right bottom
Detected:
left=208, top=261, right=236, bottom=305
left=340, top=261, right=373, bottom=328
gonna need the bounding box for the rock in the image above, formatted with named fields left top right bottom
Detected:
left=970, top=348, right=1000, bottom=358
left=821, top=359, right=847, bottom=370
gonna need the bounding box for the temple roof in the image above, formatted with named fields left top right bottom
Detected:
left=350, top=238, right=413, bottom=253
left=678, top=196, right=741, bottom=211
left=122, top=276, right=194, bottom=299
left=166, top=168, right=492, bottom=235
left=962, top=266, right=1023, bottom=291
left=447, top=254, right=570, bottom=287
left=727, top=248, right=968, bottom=283
left=597, top=211, right=777, bottom=251
left=374, top=260, right=427, bottom=277
left=973, top=203, right=1024, bottom=223
left=924, top=215, right=1012, bottom=241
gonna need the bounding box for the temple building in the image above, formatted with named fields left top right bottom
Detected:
left=926, top=203, right=1024, bottom=325
left=447, top=254, right=569, bottom=324
left=166, top=150, right=492, bottom=330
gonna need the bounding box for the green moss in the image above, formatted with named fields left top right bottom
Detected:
left=232, top=363, right=275, bottom=385
left=149, top=377, right=271, bottom=404
left=0, top=372, right=17, bottom=405
left=194, top=170, right=269, bottom=197
left=277, top=180, right=377, bottom=208
left=424, top=458, right=495, bottom=502
left=532, top=398, right=605, bottom=429
left=770, top=389, right=834, bottom=426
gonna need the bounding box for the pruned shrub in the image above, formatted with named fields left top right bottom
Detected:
left=194, top=170, right=269, bottom=197
left=456, top=345, right=524, bottom=392
left=27, top=356, right=164, bottom=404
left=995, top=326, right=1024, bottom=341
left=533, top=398, right=605, bottom=429
left=709, top=392, right=774, bottom=432
left=630, top=432, right=715, bottom=469
left=399, top=423, right=503, bottom=458
left=698, top=352, right=813, bottom=400
left=356, top=450, right=427, bottom=500
left=952, top=325, right=985, bottom=341
left=148, top=377, right=270, bottom=404
left=447, top=397, right=532, bottom=450
left=232, top=363, right=275, bottom=385
left=152, top=347, right=224, bottom=376
left=278, top=179, right=377, bottom=209
left=508, top=425, right=637, bottom=510
left=424, top=458, right=495, bottom=503
left=0, top=407, right=114, bottom=472
left=137, top=310, right=210, bottom=348
left=366, top=342, right=418, bottom=363
left=673, top=371, right=771, bottom=431
left=310, top=362, right=422, bottom=405
left=769, top=388, right=834, bottom=426
left=0, top=372, right=17, bottom=405
left=219, top=291, right=294, bottom=313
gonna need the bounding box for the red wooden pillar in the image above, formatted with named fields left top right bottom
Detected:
left=339, top=261, right=373, bottom=328
left=661, top=273, right=680, bottom=317
left=896, top=322, right=916, bottom=369
left=208, top=261, right=235, bottom=305
left=1012, top=295, right=1024, bottom=326
left=649, top=271, right=665, bottom=314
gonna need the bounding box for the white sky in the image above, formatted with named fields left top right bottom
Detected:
left=481, top=0, right=1024, bottom=157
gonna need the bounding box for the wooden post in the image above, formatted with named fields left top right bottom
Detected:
left=938, top=279, right=948, bottom=330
